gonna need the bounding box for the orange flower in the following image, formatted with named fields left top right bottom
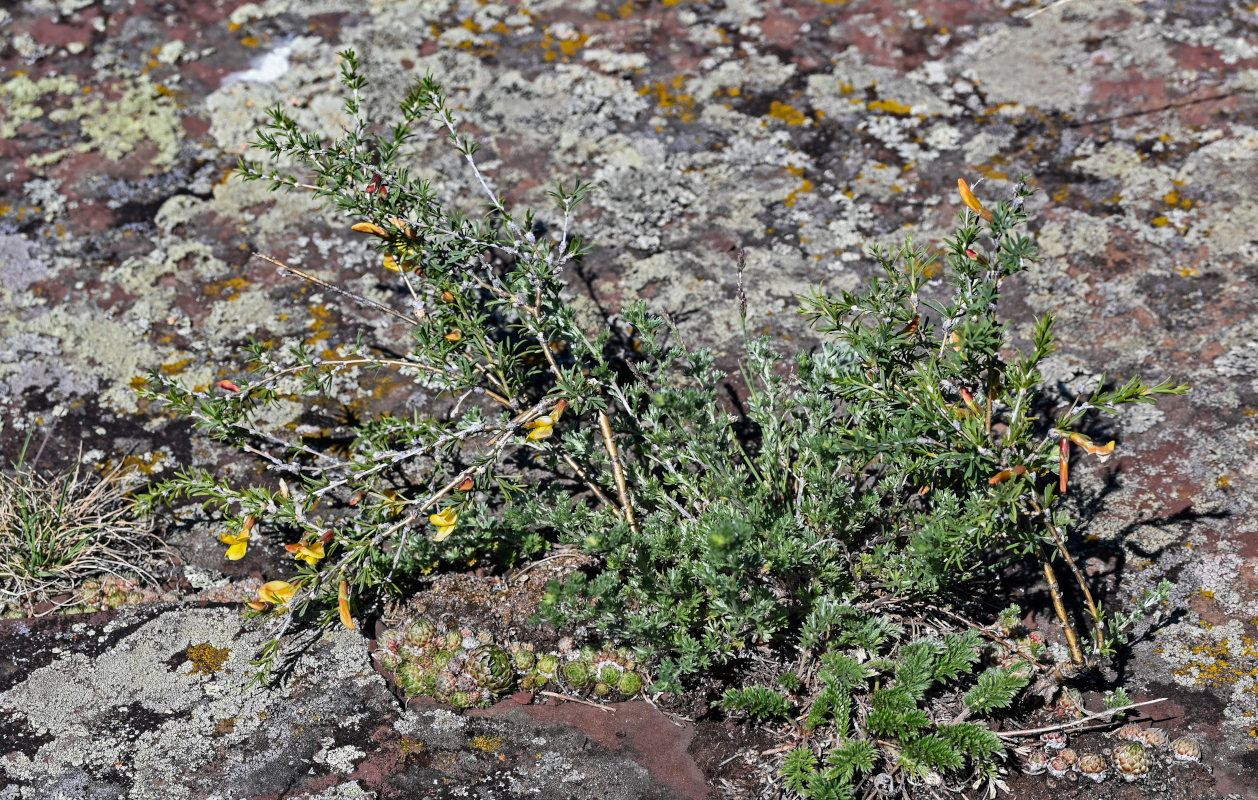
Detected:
left=217, top=379, right=241, bottom=393
left=285, top=540, right=325, bottom=566
left=445, top=329, right=463, bottom=342
left=247, top=580, right=296, bottom=610
left=457, top=477, right=475, bottom=492
left=351, top=221, right=389, bottom=237
left=989, top=465, right=1028, bottom=485
left=338, top=578, right=355, bottom=630
left=959, top=388, right=982, bottom=415
left=1059, top=437, right=1070, bottom=494
left=1067, top=432, right=1116, bottom=462
left=220, top=516, right=256, bottom=561
left=958, top=178, right=994, bottom=222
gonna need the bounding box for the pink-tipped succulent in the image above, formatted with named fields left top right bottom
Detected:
left=1142, top=727, right=1170, bottom=748
left=1077, top=753, right=1107, bottom=783
left=1114, top=722, right=1145, bottom=742
left=1057, top=747, right=1078, bottom=767
left=1056, top=686, right=1085, bottom=717
left=1114, top=742, right=1151, bottom=781
left=1046, top=755, right=1071, bottom=778
left=1170, top=736, right=1202, bottom=763
left=1040, top=731, right=1068, bottom=750
left=1023, top=749, right=1049, bottom=775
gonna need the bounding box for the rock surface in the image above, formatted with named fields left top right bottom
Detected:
left=0, top=605, right=708, bottom=799
left=2, top=0, right=1257, bottom=797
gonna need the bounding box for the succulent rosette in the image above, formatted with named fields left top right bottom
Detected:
left=1114, top=742, right=1151, bottom=781
left=1077, top=753, right=1107, bottom=783
left=1171, top=736, right=1202, bottom=763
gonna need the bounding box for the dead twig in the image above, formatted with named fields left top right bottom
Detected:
left=537, top=690, right=615, bottom=712
left=996, top=698, right=1167, bottom=739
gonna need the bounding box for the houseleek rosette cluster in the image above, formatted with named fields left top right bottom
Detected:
left=373, top=615, right=646, bottom=708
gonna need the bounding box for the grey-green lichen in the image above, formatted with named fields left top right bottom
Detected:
left=1, top=73, right=183, bottom=169
left=0, top=74, right=79, bottom=140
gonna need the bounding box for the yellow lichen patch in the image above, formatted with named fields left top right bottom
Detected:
left=1163, top=190, right=1193, bottom=209
left=915, top=259, right=943, bottom=279
left=1217, top=475, right=1232, bottom=488
left=768, top=101, right=808, bottom=125
left=240, top=36, right=260, bottom=47
left=1152, top=216, right=1171, bottom=227
left=1170, top=636, right=1258, bottom=691
left=307, top=303, right=336, bottom=343
left=974, top=162, right=1008, bottom=181
left=399, top=737, right=425, bottom=761
left=541, top=30, right=590, bottom=62
left=783, top=165, right=814, bottom=207
left=159, top=357, right=195, bottom=376
left=98, top=451, right=167, bottom=477
left=469, top=735, right=506, bottom=753
left=1176, top=266, right=1202, bottom=277
left=867, top=98, right=912, bottom=115
left=638, top=77, right=696, bottom=122
left=202, top=276, right=251, bottom=300
left=187, top=643, right=231, bottom=676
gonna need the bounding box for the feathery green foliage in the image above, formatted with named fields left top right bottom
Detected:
left=135, top=52, right=1186, bottom=794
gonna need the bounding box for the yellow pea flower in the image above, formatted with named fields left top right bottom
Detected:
left=220, top=517, right=256, bottom=561
left=247, top=580, right=296, bottom=610
left=285, top=540, right=325, bottom=566
left=525, top=416, right=555, bottom=441
left=429, top=507, right=458, bottom=542
left=524, top=399, right=567, bottom=441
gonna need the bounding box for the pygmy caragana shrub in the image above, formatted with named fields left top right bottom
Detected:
left=138, top=51, right=1185, bottom=791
